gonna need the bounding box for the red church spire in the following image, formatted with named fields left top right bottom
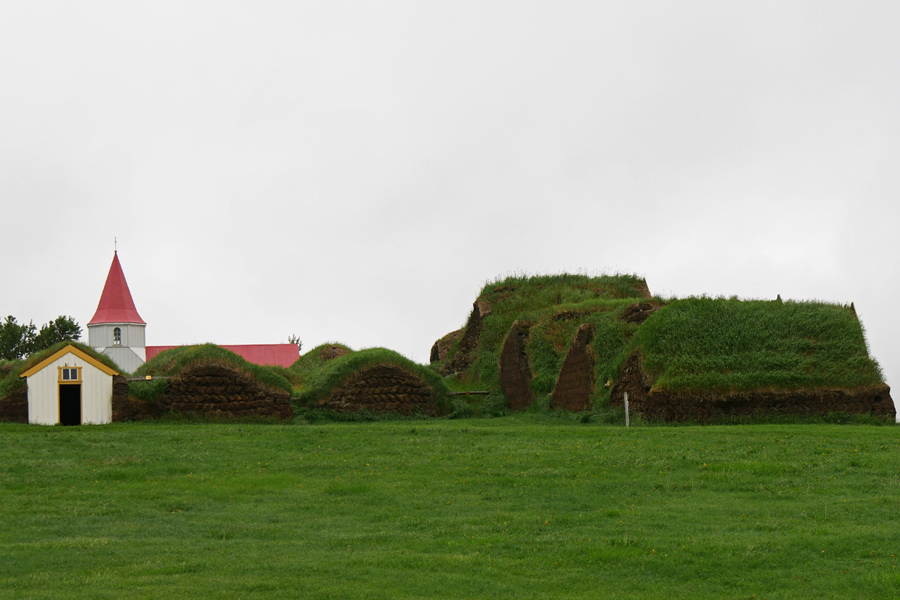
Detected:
left=87, top=252, right=146, bottom=325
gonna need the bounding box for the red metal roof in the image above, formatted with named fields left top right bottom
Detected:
left=145, top=344, right=299, bottom=368
left=87, top=253, right=146, bottom=326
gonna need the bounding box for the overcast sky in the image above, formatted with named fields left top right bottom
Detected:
left=2, top=2, right=898, bottom=406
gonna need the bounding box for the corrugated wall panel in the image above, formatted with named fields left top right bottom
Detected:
left=81, top=368, right=112, bottom=424
left=27, top=362, right=59, bottom=425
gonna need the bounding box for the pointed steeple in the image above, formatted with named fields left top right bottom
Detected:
left=87, top=252, right=145, bottom=325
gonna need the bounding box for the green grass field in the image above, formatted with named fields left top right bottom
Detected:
left=2, top=418, right=898, bottom=599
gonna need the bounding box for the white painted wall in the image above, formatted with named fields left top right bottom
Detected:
left=88, top=323, right=146, bottom=349
left=26, top=351, right=114, bottom=425
left=100, top=346, right=145, bottom=374
left=88, top=323, right=147, bottom=373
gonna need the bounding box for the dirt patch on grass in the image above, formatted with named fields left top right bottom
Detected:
left=320, top=345, right=350, bottom=361
left=316, top=365, right=445, bottom=416
left=620, top=302, right=661, bottom=324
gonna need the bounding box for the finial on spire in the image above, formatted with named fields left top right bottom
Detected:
left=114, top=237, right=117, bottom=254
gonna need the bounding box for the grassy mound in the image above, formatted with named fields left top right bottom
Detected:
left=434, top=274, right=888, bottom=420
left=283, top=342, right=356, bottom=391
left=293, top=347, right=451, bottom=415
left=478, top=272, right=650, bottom=314
left=437, top=272, right=654, bottom=398
left=628, top=297, right=884, bottom=392
left=132, top=344, right=293, bottom=401
left=0, top=341, right=121, bottom=400
left=523, top=299, right=646, bottom=396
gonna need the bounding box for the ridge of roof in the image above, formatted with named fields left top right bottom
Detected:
left=87, top=252, right=146, bottom=326
left=20, top=344, right=120, bottom=378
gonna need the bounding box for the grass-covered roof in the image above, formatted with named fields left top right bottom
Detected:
left=293, top=347, right=451, bottom=412
left=433, top=273, right=886, bottom=412
left=133, top=344, right=293, bottom=398
left=628, top=297, right=884, bottom=392
left=440, top=273, right=653, bottom=393
left=477, top=272, right=651, bottom=316
left=285, top=342, right=355, bottom=390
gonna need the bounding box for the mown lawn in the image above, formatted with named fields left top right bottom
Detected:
left=1, top=417, right=898, bottom=599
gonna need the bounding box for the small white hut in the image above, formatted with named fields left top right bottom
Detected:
left=19, top=344, right=119, bottom=425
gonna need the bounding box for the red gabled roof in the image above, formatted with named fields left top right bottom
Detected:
left=145, top=344, right=299, bottom=368
left=87, top=252, right=145, bottom=326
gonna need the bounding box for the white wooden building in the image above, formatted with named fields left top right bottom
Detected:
left=87, top=252, right=147, bottom=373
left=19, top=345, right=119, bottom=425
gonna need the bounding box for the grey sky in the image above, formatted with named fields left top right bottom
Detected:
left=2, top=2, right=898, bottom=408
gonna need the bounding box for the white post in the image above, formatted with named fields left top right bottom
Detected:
left=624, top=391, right=630, bottom=428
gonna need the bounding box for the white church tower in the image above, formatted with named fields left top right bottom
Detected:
left=87, top=252, right=147, bottom=373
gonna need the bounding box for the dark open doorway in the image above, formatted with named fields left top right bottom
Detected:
left=59, top=384, right=81, bottom=426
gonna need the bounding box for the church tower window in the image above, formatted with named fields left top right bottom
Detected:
left=113, top=327, right=121, bottom=345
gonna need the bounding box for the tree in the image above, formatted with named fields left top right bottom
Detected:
left=0, top=315, right=82, bottom=360
left=0, top=316, right=36, bottom=361
left=33, top=316, right=82, bottom=352
left=288, top=334, right=302, bottom=353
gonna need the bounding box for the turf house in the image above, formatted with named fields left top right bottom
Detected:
left=429, top=274, right=895, bottom=422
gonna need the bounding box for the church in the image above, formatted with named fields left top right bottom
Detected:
left=87, top=252, right=298, bottom=373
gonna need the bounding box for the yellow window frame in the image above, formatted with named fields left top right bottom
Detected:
left=58, top=366, right=82, bottom=384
